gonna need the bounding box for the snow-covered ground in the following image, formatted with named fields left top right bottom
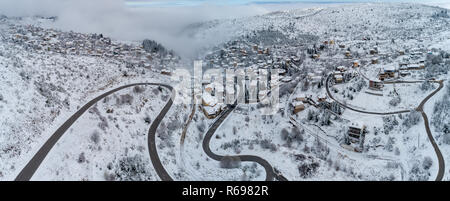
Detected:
left=332, top=79, right=437, bottom=112
left=1, top=2, right=449, bottom=181
left=0, top=16, right=176, bottom=180
left=32, top=85, right=168, bottom=181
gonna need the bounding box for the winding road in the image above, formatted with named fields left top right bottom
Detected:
left=15, top=83, right=175, bottom=181
left=325, top=75, right=411, bottom=115
left=15, top=80, right=285, bottom=181
left=202, top=103, right=288, bottom=181
left=417, top=80, right=445, bottom=181
left=326, top=74, right=445, bottom=181
left=17, top=74, right=439, bottom=181
left=147, top=84, right=176, bottom=181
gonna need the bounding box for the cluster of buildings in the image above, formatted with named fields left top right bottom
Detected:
left=6, top=24, right=179, bottom=71
left=198, top=40, right=309, bottom=119
left=363, top=46, right=428, bottom=81
left=198, top=67, right=278, bottom=119
left=291, top=91, right=341, bottom=116
left=299, top=38, right=440, bottom=153
left=205, top=40, right=305, bottom=72
left=332, top=65, right=359, bottom=84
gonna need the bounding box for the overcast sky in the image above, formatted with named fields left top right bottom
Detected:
left=124, top=0, right=450, bottom=7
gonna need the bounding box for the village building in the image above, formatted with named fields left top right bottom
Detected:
left=382, top=65, right=396, bottom=78
left=201, top=104, right=225, bottom=119
left=294, top=94, right=309, bottom=103
left=378, top=73, right=387, bottom=81
left=345, top=51, right=351, bottom=58
left=161, top=69, right=172, bottom=76
left=336, top=66, right=347, bottom=72
left=407, top=63, right=420, bottom=70
left=202, top=90, right=219, bottom=107
left=310, top=75, right=322, bottom=85
left=347, top=122, right=366, bottom=143
left=353, top=60, right=360, bottom=68
left=399, top=62, right=408, bottom=69
left=371, top=58, right=379, bottom=64
left=333, top=70, right=343, bottom=76
left=334, top=74, right=344, bottom=83
left=252, top=45, right=258, bottom=51
left=369, top=80, right=383, bottom=90
left=399, top=70, right=411, bottom=77
left=317, top=93, right=327, bottom=103
left=410, top=48, right=423, bottom=55
left=292, top=101, right=306, bottom=114
left=278, top=68, right=287, bottom=76
left=204, top=84, right=214, bottom=94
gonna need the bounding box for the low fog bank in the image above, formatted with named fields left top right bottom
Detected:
left=0, top=0, right=275, bottom=58
left=0, top=0, right=359, bottom=58
left=0, top=1, right=448, bottom=58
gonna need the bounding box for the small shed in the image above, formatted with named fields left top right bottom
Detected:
left=292, top=102, right=306, bottom=114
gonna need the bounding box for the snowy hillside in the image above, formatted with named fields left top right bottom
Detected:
left=1, top=3, right=450, bottom=181
left=0, top=16, right=180, bottom=180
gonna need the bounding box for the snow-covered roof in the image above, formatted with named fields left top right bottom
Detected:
left=317, top=93, right=327, bottom=99
left=296, top=93, right=310, bottom=98
left=203, top=104, right=222, bottom=115
left=205, top=84, right=214, bottom=91
left=407, top=64, right=420, bottom=68
left=349, top=121, right=365, bottom=129
left=203, top=92, right=218, bottom=107
left=383, top=65, right=396, bottom=71
left=291, top=101, right=305, bottom=107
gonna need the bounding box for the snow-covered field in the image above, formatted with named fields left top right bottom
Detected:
left=33, top=85, right=168, bottom=181
left=1, top=2, right=449, bottom=180
left=0, top=16, right=176, bottom=180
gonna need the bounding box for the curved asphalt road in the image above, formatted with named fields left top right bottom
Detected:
left=202, top=104, right=288, bottom=181
left=15, top=83, right=174, bottom=181
left=417, top=80, right=444, bottom=181
left=325, top=75, right=410, bottom=115
left=147, top=84, right=175, bottom=181
left=326, top=74, right=445, bottom=181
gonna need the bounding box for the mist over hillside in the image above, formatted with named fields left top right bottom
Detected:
left=1, top=1, right=450, bottom=182
left=0, top=0, right=277, bottom=58
left=6, top=0, right=447, bottom=58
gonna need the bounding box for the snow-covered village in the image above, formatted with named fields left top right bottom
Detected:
left=0, top=0, right=450, bottom=183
